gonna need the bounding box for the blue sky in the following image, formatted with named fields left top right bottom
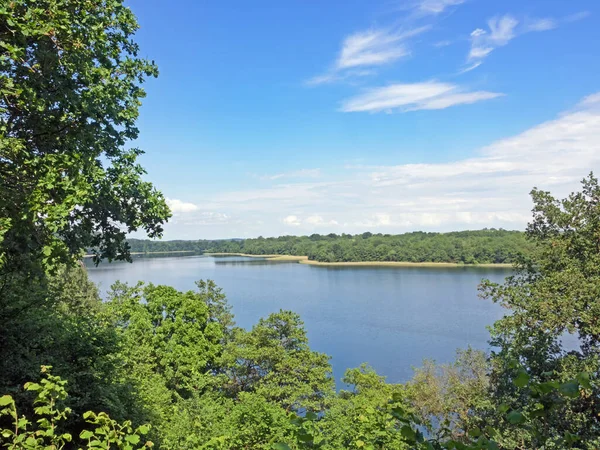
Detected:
left=127, top=0, right=600, bottom=239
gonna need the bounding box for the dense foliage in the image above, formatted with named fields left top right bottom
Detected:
left=1, top=1, right=598, bottom=449
left=0, top=0, right=170, bottom=272
left=128, top=229, right=532, bottom=264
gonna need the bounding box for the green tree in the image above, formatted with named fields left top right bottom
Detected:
left=0, top=0, right=170, bottom=272
left=106, top=281, right=225, bottom=394
left=480, top=173, right=600, bottom=448
left=317, top=365, right=411, bottom=450
left=406, top=348, right=492, bottom=442
left=0, top=264, right=132, bottom=435
left=219, top=310, right=335, bottom=412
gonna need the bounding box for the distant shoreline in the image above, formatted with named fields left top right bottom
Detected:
left=204, top=253, right=514, bottom=268
left=83, top=250, right=196, bottom=258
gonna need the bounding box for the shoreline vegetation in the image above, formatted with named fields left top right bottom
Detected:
left=205, top=252, right=514, bottom=268
left=83, top=250, right=196, bottom=258
left=127, top=229, right=533, bottom=266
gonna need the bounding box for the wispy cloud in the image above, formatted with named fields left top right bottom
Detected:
left=305, top=69, right=376, bottom=87
left=524, top=18, right=558, bottom=32
left=458, top=61, right=482, bottom=74
left=433, top=40, right=453, bottom=48
left=414, top=0, right=466, bottom=15
left=340, top=81, right=503, bottom=113
left=160, top=93, right=600, bottom=238
left=166, top=198, right=199, bottom=213
left=308, top=26, right=430, bottom=86
left=465, top=14, right=561, bottom=70
left=564, top=11, right=590, bottom=23
left=338, top=27, right=428, bottom=69
left=260, top=168, right=321, bottom=181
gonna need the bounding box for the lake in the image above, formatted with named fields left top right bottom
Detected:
left=85, top=255, right=512, bottom=384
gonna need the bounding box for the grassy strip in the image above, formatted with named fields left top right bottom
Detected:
left=300, top=260, right=512, bottom=268
left=206, top=253, right=308, bottom=262
left=205, top=253, right=513, bottom=268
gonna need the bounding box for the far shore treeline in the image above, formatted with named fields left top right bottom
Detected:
left=127, top=229, right=533, bottom=264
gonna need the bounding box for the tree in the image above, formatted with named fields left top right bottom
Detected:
left=480, top=173, right=600, bottom=448
left=316, top=364, right=411, bottom=450
left=0, top=263, right=133, bottom=435
left=219, top=310, right=335, bottom=412
left=406, top=348, right=491, bottom=442
left=0, top=0, right=170, bottom=272
left=107, top=281, right=225, bottom=395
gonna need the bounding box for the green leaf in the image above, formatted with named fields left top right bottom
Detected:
left=305, top=411, right=317, bottom=421
left=513, top=370, right=530, bottom=388
left=559, top=381, right=580, bottom=399
left=536, top=381, right=556, bottom=394
left=80, top=430, right=94, bottom=439
left=400, top=425, right=416, bottom=441
left=506, top=411, right=525, bottom=425
left=0, top=395, right=13, bottom=406
left=272, top=444, right=291, bottom=450
left=297, top=433, right=313, bottom=443
left=468, top=427, right=482, bottom=437
left=125, top=434, right=140, bottom=444
left=576, top=372, right=592, bottom=390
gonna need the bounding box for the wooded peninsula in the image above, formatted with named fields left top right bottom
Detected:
left=127, top=229, right=533, bottom=265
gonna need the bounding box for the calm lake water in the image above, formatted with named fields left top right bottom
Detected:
left=85, top=255, right=512, bottom=384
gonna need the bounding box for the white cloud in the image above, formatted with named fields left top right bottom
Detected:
left=468, top=46, right=493, bottom=60
left=305, top=215, right=339, bottom=226
left=308, top=26, right=430, bottom=86
left=283, top=215, right=301, bottom=226
left=525, top=18, right=558, bottom=32
left=458, top=61, right=482, bottom=74
left=337, top=28, right=419, bottom=70
left=261, top=168, right=321, bottom=181
left=305, top=69, right=376, bottom=87
left=357, top=213, right=392, bottom=228
left=564, top=11, right=590, bottom=23
left=340, top=81, right=503, bottom=113
left=159, top=93, right=600, bottom=238
left=180, top=212, right=229, bottom=226
left=465, top=14, right=558, bottom=70
left=415, top=0, right=466, bottom=15
left=166, top=198, right=199, bottom=213
left=488, top=15, right=519, bottom=45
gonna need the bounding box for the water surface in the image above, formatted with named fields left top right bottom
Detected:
left=86, top=255, right=511, bottom=384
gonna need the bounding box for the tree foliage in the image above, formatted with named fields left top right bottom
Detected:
left=127, top=229, right=532, bottom=265
left=479, top=173, right=600, bottom=448
left=0, top=0, right=170, bottom=272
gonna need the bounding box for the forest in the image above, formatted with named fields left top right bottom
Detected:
left=1, top=1, right=599, bottom=449
left=128, top=229, right=533, bottom=265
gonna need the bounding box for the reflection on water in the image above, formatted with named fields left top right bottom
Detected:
left=86, top=255, right=512, bottom=384
left=212, top=256, right=295, bottom=266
